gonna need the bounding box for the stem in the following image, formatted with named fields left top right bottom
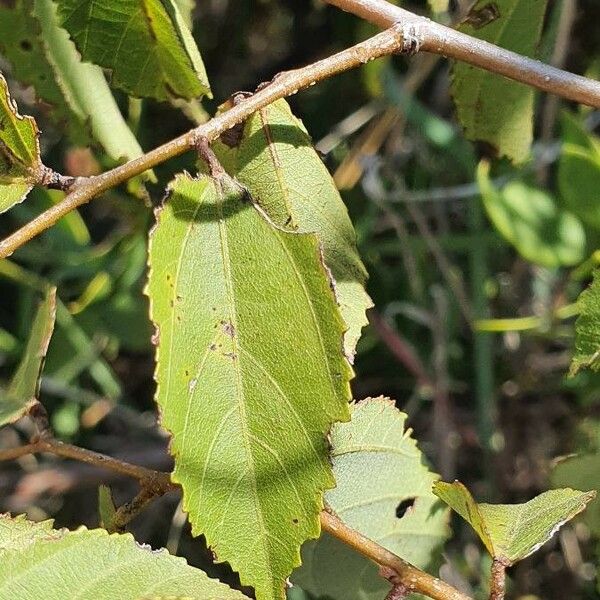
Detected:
left=0, top=438, right=174, bottom=491
left=0, top=437, right=472, bottom=600
left=111, top=483, right=172, bottom=532
left=320, top=511, right=472, bottom=600
left=0, top=25, right=409, bottom=258
left=323, top=0, right=600, bottom=107
left=489, top=559, right=507, bottom=600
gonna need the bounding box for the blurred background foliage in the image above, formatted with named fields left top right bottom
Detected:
left=1, top=0, right=600, bottom=598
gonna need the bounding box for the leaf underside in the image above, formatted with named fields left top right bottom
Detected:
left=147, top=173, right=352, bottom=600
left=434, top=481, right=594, bottom=564
left=0, top=514, right=247, bottom=600
left=292, top=398, right=449, bottom=600
left=214, top=99, right=372, bottom=361
left=55, top=0, right=211, bottom=101
left=452, top=0, right=549, bottom=162
left=0, top=286, right=56, bottom=426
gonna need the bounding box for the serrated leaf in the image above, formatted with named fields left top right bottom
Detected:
left=0, top=514, right=247, bottom=599
left=55, top=0, right=211, bottom=101
left=0, top=286, right=56, bottom=426
left=147, top=173, right=352, bottom=600
left=0, top=72, right=42, bottom=212
left=215, top=99, right=371, bottom=360
left=292, top=398, right=449, bottom=600
left=434, top=481, right=594, bottom=564
left=0, top=514, right=57, bottom=552
left=477, top=161, right=585, bottom=268
left=551, top=454, right=600, bottom=537
left=570, top=270, right=600, bottom=376
left=452, top=0, right=549, bottom=162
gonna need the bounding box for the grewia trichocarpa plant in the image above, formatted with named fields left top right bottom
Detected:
left=0, top=1, right=600, bottom=599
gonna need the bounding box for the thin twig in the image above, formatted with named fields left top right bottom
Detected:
left=320, top=510, right=472, bottom=600
left=0, top=438, right=174, bottom=490
left=3, top=0, right=600, bottom=256
left=0, top=437, right=472, bottom=600
left=111, top=483, right=173, bottom=532
left=322, top=0, right=600, bottom=107
left=0, top=25, right=411, bottom=258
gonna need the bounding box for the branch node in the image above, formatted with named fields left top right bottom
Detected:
left=194, top=136, right=225, bottom=178
left=39, top=166, right=78, bottom=192
left=380, top=566, right=410, bottom=600
left=396, top=23, right=424, bottom=56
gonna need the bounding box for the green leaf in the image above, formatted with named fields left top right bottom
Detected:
left=434, top=481, right=594, bottom=565
left=55, top=0, right=211, bottom=101
left=0, top=514, right=247, bottom=599
left=147, top=173, right=352, bottom=600
left=292, top=398, right=449, bottom=600
left=452, top=0, right=549, bottom=162
left=551, top=453, right=600, bottom=537
left=35, top=0, right=145, bottom=164
left=0, top=286, right=56, bottom=426
left=215, top=99, right=372, bottom=360
left=558, top=116, right=600, bottom=231
left=477, top=161, right=586, bottom=268
left=0, top=72, right=42, bottom=212
left=570, top=270, right=600, bottom=376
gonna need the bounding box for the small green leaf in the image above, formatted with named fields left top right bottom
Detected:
left=147, top=173, right=352, bottom=600
left=434, top=481, right=594, bottom=565
left=452, top=0, right=549, bottom=162
left=551, top=454, right=600, bottom=537
left=477, top=161, right=586, bottom=268
left=0, top=72, right=42, bottom=212
left=0, top=286, right=56, bottom=426
left=55, top=0, right=211, bottom=101
left=292, top=398, right=449, bottom=600
left=215, top=99, right=372, bottom=360
left=0, top=514, right=247, bottom=599
left=570, top=270, right=600, bottom=376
